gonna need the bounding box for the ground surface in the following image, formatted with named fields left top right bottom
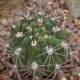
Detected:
left=0, top=0, right=80, bottom=80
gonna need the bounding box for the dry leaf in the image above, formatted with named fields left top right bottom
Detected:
left=63, top=10, right=70, bottom=19
left=0, top=63, right=4, bottom=71
left=0, top=38, right=4, bottom=43
left=61, top=21, right=66, bottom=28
left=75, top=17, right=80, bottom=26
left=1, top=19, right=9, bottom=26
left=70, top=76, right=74, bottom=80
left=0, top=74, right=9, bottom=80
left=75, top=57, right=80, bottom=64
left=48, top=1, right=53, bottom=5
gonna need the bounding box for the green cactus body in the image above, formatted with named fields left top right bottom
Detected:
left=7, top=12, right=70, bottom=78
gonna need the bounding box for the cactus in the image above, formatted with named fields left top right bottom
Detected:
left=6, top=12, right=70, bottom=79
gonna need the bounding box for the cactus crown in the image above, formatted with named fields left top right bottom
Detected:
left=7, top=12, right=70, bottom=78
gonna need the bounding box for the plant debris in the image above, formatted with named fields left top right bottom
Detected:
left=0, top=0, right=80, bottom=80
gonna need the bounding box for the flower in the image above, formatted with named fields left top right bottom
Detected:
left=26, top=26, right=32, bottom=32
left=31, top=62, right=38, bottom=70
left=25, top=14, right=31, bottom=20
left=12, top=24, right=16, bottom=28
left=15, top=32, right=23, bottom=38
left=51, top=17, right=55, bottom=21
left=37, top=18, right=43, bottom=23
left=31, top=39, right=37, bottom=47
left=38, top=12, right=45, bottom=15
left=52, top=26, right=60, bottom=32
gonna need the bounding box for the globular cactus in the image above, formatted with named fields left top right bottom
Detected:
left=6, top=12, right=70, bottom=79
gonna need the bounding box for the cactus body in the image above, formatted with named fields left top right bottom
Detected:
left=7, top=12, right=70, bottom=78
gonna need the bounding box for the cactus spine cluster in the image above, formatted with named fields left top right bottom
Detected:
left=6, top=12, right=70, bottom=79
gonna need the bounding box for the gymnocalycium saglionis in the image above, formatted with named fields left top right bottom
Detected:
left=6, top=12, right=71, bottom=79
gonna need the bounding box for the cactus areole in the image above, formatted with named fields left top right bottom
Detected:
left=7, top=12, right=70, bottom=78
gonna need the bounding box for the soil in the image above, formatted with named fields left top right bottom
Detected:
left=0, top=0, right=80, bottom=80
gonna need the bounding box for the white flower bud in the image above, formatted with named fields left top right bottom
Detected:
left=26, top=26, right=32, bottom=32
left=12, top=24, right=16, bottom=28
left=52, top=26, right=60, bottom=32
left=31, top=39, right=37, bottom=47
left=37, top=18, right=43, bottom=23
left=15, top=32, right=23, bottom=38
left=25, top=14, right=31, bottom=20
left=38, top=12, right=45, bottom=15
left=51, top=17, right=55, bottom=21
